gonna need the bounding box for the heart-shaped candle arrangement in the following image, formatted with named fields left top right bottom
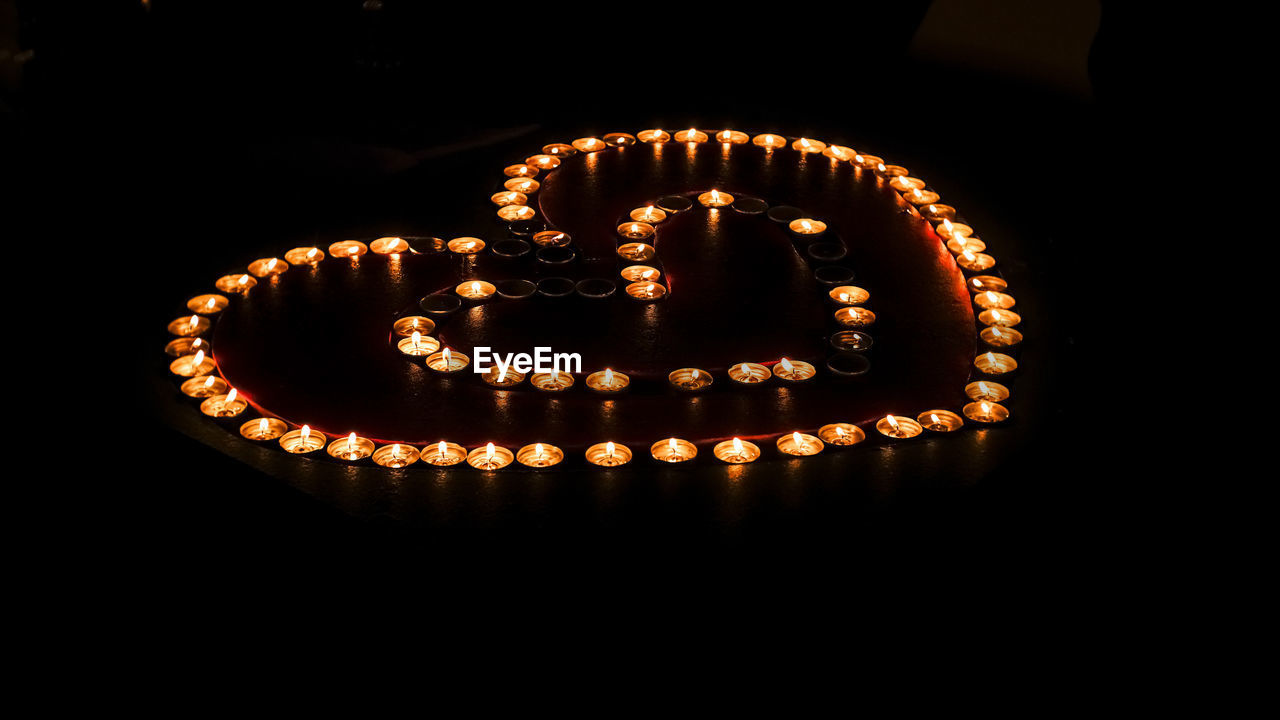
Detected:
left=163, top=129, right=1021, bottom=470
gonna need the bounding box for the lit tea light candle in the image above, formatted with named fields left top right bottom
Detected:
left=974, top=291, right=1016, bottom=310
left=372, top=443, right=419, bottom=468
left=620, top=265, right=661, bottom=282
left=187, top=294, right=228, bottom=315
left=497, top=205, right=536, bottom=222
left=279, top=425, right=325, bottom=454
left=180, top=374, right=227, bottom=398
left=240, top=417, right=287, bottom=441
left=904, top=186, right=941, bottom=205
left=888, top=176, right=925, bottom=192
left=503, top=163, right=538, bottom=178
left=617, top=221, right=656, bottom=240
left=392, top=315, right=435, bottom=336
left=752, top=133, right=787, bottom=149
left=792, top=137, right=826, bottom=154
left=853, top=153, right=883, bottom=170
left=876, top=163, right=909, bottom=178
left=166, top=337, right=207, bottom=357
left=728, top=362, right=770, bottom=385
left=818, top=423, right=865, bottom=446
left=397, top=331, right=440, bottom=356
left=777, top=431, right=822, bottom=457
left=834, top=306, right=876, bottom=328
left=823, top=144, right=857, bottom=161
left=327, top=432, right=374, bottom=461
left=967, top=275, right=1008, bottom=293
left=697, top=189, right=734, bottom=207
left=772, top=357, right=816, bottom=382
left=491, top=191, right=527, bottom=207
left=603, top=132, right=637, bottom=147
left=426, top=347, right=470, bottom=373
left=455, top=280, right=496, bottom=300
left=965, top=380, right=1010, bottom=403
left=629, top=205, right=667, bottom=224
left=669, top=367, right=712, bottom=391
left=200, top=387, right=247, bottom=418
left=328, top=240, right=368, bottom=259
left=572, top=137, right=607, bottom=152
left=963, top=401, right=1010, bottom=424
left=447, top=237, right=486, bottom=254
left=979, top=308, right=1022, bottom=327
left=674, top=128, right=708, bottom=143
left=637, top=128, right=671, bottom=143
left=215, top=273, right=257, bottom=294
left=974, top=351, right=1018, bottom=376
left=247, top=256, right=288, bottom=278
left=530, top=369, right=574, bottom=392
left=828, top=286, right=870, bottom=305
left=957, top=250, right=996, bottom=271
left=980, top=325, right=1024, bottom=348
left=424, top=440, right=467, bottom=466
left=586, top=441, right=632, bottom=467
left=788, top=218, right=827, bottom=236
left=946, top=235, right=986, bottom=255
left=517, top=442, right=564, bottom=468
left=370, top=236, right=409, bottom=254
left=284, top=246, right=324, bottom=266
left=936, top=219, right=974, bottom=239
left=876, top=414, right=922, bottom=439
left=716, top=129, right=749, bottom=144
left=918, top=410, right=964, bottom=433
left=652, top=437, right=697, bottom=463
left=585, top=368, right=629, bottom=393
left=542, top=143, right=576, bottom=156
left=468, top=442, right=515, bottom=470
left=525, top=154, right=561, bottom=170
left=920, top=204, right=957, bottom=221
left=505, top=177, right=540, bottom=193
left=481, top=364, right=525, bottom=387
left=713, top=437, right=760, bottom=464
left=617, top=242, right=656, bottom=262
left=169, top=349, right=215, bottom=377
left=167, top=314, right=211, bottom=336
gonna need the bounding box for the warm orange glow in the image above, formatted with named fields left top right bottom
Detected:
left=306, top=248, right=319, bottom=260
left=604, top=368, right=614, bottom=384
left=535, top=443, right=544, bottom=459
left=985, top=291, right=999, bottom=305
left=438, top=440, right=447, bottom=458
left=835, top=426, right=846, bottom=439
left=792, top=431, right=803, bottom=447
left=347, top=432, right=356, bottom=445
left=443, top=348, right=452, bottom=364
left=733, top=437, right=744, bottom=455
left=691, top=368, right=700, bottom=380
left=962, top=250, right=976, bottom=263
left=485, top=442, right=495, bottom=461
left=188, top=315, right=199, bottom=329
left=606, top=441, right=616, bottom=458
left=780, top=357, right=794, bottom=372
left=192, top=349, right=205, bottom=366
left=203, top=376, right=215, bottom=389
left=981, top=402, right=992, bottom=415
left=471, top=281, right=481, bottom=294
left=669, top=438, right=678, bottom=453
left=259, top=418, right=269, bottom=434
left=930, top=413, right=940, bottom=425
left=238, top=274, right=249, bottom=287
left=885, top=414, right=899, bottom=430
left=710, top=190, right=721, bottom=203
left=266, top=258, right=278, bottom=271
left=497, top=364, right=508, bottom=382
left=411, top=331, right=421, bottom=347
left=301, top=425, right=311, bottom=440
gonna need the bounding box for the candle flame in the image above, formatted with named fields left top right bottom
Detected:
left=205, top=297, right=216, bottom=310
left=347, top=432, right=356, bottom=446
left=438, top=440, right=447, bottom=458
left=984, top=352, right=997, bottom=363
left=306, top=247, right=318, bottom=260
left=930, top=413, right=940, bottom=425
left=301, top=425, right=310, bottom=440
left=192, top=338, right=203, bottom=349
left=535, top=443, right=544, bottom=459
left=192, top=349, right=204, bottom=366
left=886, top=414, right=899, bottom=430
left=943, top=219, right=954, bottom=233
left=443, top=347, right=451, bottom=364
left=928, top=205, right=938, bottom=213
left=877, top=163, right=886, bottom=173
left=606, top=441, right=615, bottom=458
left=551, top=369, right=559, bottom=383
left=733, top=437, right=744, bottom=455
left=800, top=138, right=812, bottom=148
left=259, top=418, right=268, bottom=433
left=411, top=331, right=421, bottom=346
left=981, top=402, right=991, bottom=415
left=691, top=368, right=700, bottom=380
left=792, top=431, right=803, bottom=448
left=801, top=220, right=812, bottom=231
left=222, top=388, right=237, bottom=405
left=669, top=438, right=678, bottom=453
left=973, top=279, right=983, bottom=288
left=203, top=376, right=215, bottom=388
left=978, top=381, right=990, bottom=394
left=604, top=368, right=614, bottom=384
left=962, top=250, right=976, bottom=262
left=991, top=310, right=1003, bottom=322
left=913, top=188, right=923, bottom=198
left=985, top=291, right=999, bottom=304
left=780, top=357, right=794, bottom=372
left=471, top=281, right=482, bottom=295
left=485, top=442, right=495, bottom=461
left=710, top=190, right=720, bottom=202
left=835, top=426, right=846, bottom=438
left=992, top=327, right=1004, bottom=338
left=238, top=274, right=249, bottom=286
left=390, top=443, right=400, bottom=456
left=839, top=293, right=850, bottom=303
left=642, top=270, right=654, bottom=279
left=266, top=258, right=277, bottom=271
left=188, top=315, right=199, bottom=329
left=854, top=154, right=864, bottom=163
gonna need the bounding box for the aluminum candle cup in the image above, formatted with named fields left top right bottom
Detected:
left=187, top=294, right=228, bottom=315
left=455, top=280, right=496, bottom=300
left=585, top=369, right=629, bottom=393
left=422, top=441, right=467, bottom=466
left=967, top=275, right=1008, bottom=293
left=497, top=205, right=536, bottom=222
left=467, top=443, right=514, bottom=470
left=167, top=315, right=211, bottom=336
left=529, top=371, right=574, bottom=392
left=328, top=433, right=375, bottom=461
left=817, top=423, right=865, bottom=446
left=620, top=265, right=661, bottom=283
left=716, top=130, right=749, bottom=144
left=240, top=417, right=287, bottom=441
left=777, top=431, right=822, bottom=456
left=713, top=438, right=760, bottom=464
left=328, top=240, right=368, bottom=258
left=516, top=443, right=564, bottom=468
left=426, top=348, right=470, bottom=373
left=617, top=243, right=656, bottom=262
left=980, top=326, right=1023, bottom=348
left=979, top=309, right=1022, bottom=328
left=370, top=237, right=409, bottom=254
left=651, top=438, right=697, bottom=463
left=447, top=237, right=485, bottom=254
left=247, top=257, right=288, bottom=277
left=876, top=414, right=922, bottom=439
left=603, top=133, right=636, bottom=147
left=752, top=133, right=787, bottom=149
left=169, top=350, right=215, bottom=377
left=828, top=286, right=870, bottom=305
left=792, top=137, right=827, bottom=154
left=542, top=143, right=576, bottom=156
left=397, top=332, right=440, bottom=357
left=668, top=367, right=712, bottom=391
left=617, top=222, right=656, bottom=241
left=834, top=307, right=876, bottom=328
left=625, top=281, right=666, bottom=300
left=772, top=358, right=816, bottom=382
left=963, top=401, right=1011, bottom=423
left=165, top=337, right=207, bottom=357
left=788, top=218, right=827, bottom=237
left=284, top=246, right=325, bottom=265
left=180, top=375, right=227, bottom=398
left=481, top=365, right=525, bottom=387
left=571, top=137, right=606, bottom=152
left=697, top=190, right=734, bottom=207
left=965, top=381, right=1010, bottom=403
left=200, top=389, right=247, bottom=418
left=630, top=206, right=667, bottom=224
left=279, top=426, right=325, bottom=454
left=727, top=362, right=770, bottom=385
left=637, top=129, right=671, bottom=143
left=585, top=441, right=632, bottom=467
left=372, top=443, right=420, bottom=468
left=918, top=410, right=964, bottom=433
left=392, top=316, right=435, bottom=336
left=974, top=352, right=1017, bottom=376
left=674, top=128, right=708, bottom=143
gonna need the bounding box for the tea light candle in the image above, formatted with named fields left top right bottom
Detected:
left=716, top=129, right=749, bottom=144
left=482, top=364, right=525, bottom=387
left=200, top=388, right=247, bottom=418
left=165, top=337, right=207, bottom=357
left=168, top=314, right=211, bottom=336
left=392, top=315, right=435, bottom=336
left=980, top=326, right=1024, bottom=348
left=965, top=380, right=1010, bottom=403
left=752, top=133, right=787, bottom=149
left=772, top=357, right=816, bottom=382
left=920, top=204, right=957, bottom=221
left=946, top=235, right=986, bottom=255
left=505, top=177, right=540, bottom=193
left=674, top=128, right=708, bottom=143
left=617, top=243, right=656, bottom=262
left=617, top=222, right=656, bottom=240
left=169, top=349, right=215, bottom=376
left=284, top=246, right=325, bottom=266
left=187, top=294, right=228, bottom=315
left=542, top=143, right=576, bottom=156
left=247, top=257, right=288, bottom=278
left=370, top=236, right=409, bottom=254
left=697, top=189, right=734, bottom=207
left=979, top=309, right=1022, bottom=327
left=456, top=280, right=496, bottom=300
left=323, top=432, right=371, bottom=461
left=585, top=368, right=629, bottom=392
left=571, top=137, right=606, bottom=152
left=974, top=352, right=1018, bottom=375
left=967, top=275, right=1008, bottom=293
left=669, top=367, right=712, bottom=391
left=525, top=154, right=561, bottom=170
left=279, top=425, right=325, bottom=453
left=637, top=128, right=671, bottom=143
left=599, top=132, right=634, bottom=146
left=823, top=144, right=857, bottom=161
left=517, top=442, right=564, bottom=468
left=625, top=281, right=666, bottom=300
left=918, top=410, right=964, bottom=433
left=370, top=443, right=419, bottom=468
left=828, top=286, right=870, bottom=305
left=904, top=186, right=941, bottom=205
left=936, top=219, right=975, bottom=239
left=876, top=163, right=909, bottom=178
left=426, top=347, right=470, bottom=373
left=329, top=240, right=368, bottom=258
left=963, top=401, right=1010, bottom=424
left=424, top=440, right=467, bottom=466
left=533, top=230, right=571, bottom=247
left=652, top=437, right=697, bottom=463
left=853, top=153, right=883, bottom=170
left=728, top=362, right=770, bottom=385
left=788, top=218, right=827, bottom=236
left=888, top=176, right=925, bottom=193
left=180, top=374, right=227, bottom=398
left=957, top=250, right=996, bottom=271
left=713, top=437, right=760, bottom=464
left=818, top=423, right=865, bottom=446
left=504, top=163, right=538, bottom=178
left=215, top=273, right=257, bottom=294
left=448, top=237, right=485, bottom=254
left=529, top=369, right=574, bottom=392
left=240, top=417, right=287, bottom=441
left=491, top=191, right=528, bottom=207
left=630, top=206, right=667, bottom=224
left=974, top=291, right=1016, bottom=310
left=397, top=331, right=440, bottom=356
left=876, top=414, right=922, bottom=439
left=777, top=431, right=822, bottom=456
left=792, top=137, right=826, bottom=154
left=497, top=205, right=536, bottom=222
left=586, top=441, right=632, bottom=467
left=830, top=330, right=874, bottom=353
left=834, top=307, right=876, bottom=328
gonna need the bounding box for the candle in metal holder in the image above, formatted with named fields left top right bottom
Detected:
left=777, top=431, right=822, bottom=456
left=492, top=191, right=528, bottom=207
left=180, top=374, right=227, bottom=398
left=215, top=273, right=256, bottom=294
left=889, top=176, right=925, bottom=193
left=168, top=314, right=211, bottom=336
left=967, top=275, right=1008, bottom=294
left=920, top=204, right=957, bottom=221
left=240, top=417, right=287, bottom=441
left=947, top=235, right=986, bottom=255
left=728, top=362, right=770, bottom=385
left=965, top=380, right=1010, bottom=403
left=772, top=357, right=816, bottom=382
left=585, top=368, right=629, bottom=393
left=530, top=370, right=574, bottom=392
left=369, top=237, right=409, bottom=255
left=903, top=186, right=941, bottom=205
left=713, top=437, right=760, bottom=464
left=936, top=219, right=975, bottom=239
left=788, top=218, right=827, bottom=236
left=585, top=441, right=632, bottom=467
left=426, top=348, right=470, bottom=373
left=651, top=437, right=697, bottom=463
left=823, top=144, right=857, bottom=161
left=669, top=367, right=712, bottom=391
left=834, top=307, right=876, bottom=328
left=853, top=153, right=883, bottom=170
left=165, top=337, right=206, bottom=357
left=447, top=237, right=485, bottom=254
left=571, top=137, right=606, bottom=152
left=279, top=425, right=325, bottom=454
left=327, top=432, right=374, bottom=461
left=397, top=331, right=440, bottom=357
left=963, top=401, right=1011, bottom=424
left=247, top=257, right=288, bottom=277
left=169, top=349, right=215, bottom=376
left=980, top=326, right=1024, bottom=348
left=830, top=330, right=874, bottom=353
left=828, top=286, right=870, bottom=305
left=200, top=388, right=247, bottom=418
left=423, top=441, right=467, bottom=466
left=979, top=309, right=1022, bottom=328
left=603, top=132, right=636, bottom=147
left=620, top=265, right=660, bottom=283
left=617, top=222, right=656, bottom=241
left=630, top=206, right=667, bottom=224
left=481, top=364, right=525, bottom=387
left=617, top=243, right=656, bottom=262
left=516, top=442, right=564, bottom=468
left=697, top=189, right=734, bottom=207
left=818, top=423, right=865, bottom=446
left=328, top=240, right=368, bottom=258
left=974, top=352, right=1018, bottom=376
left=918, top=410, right=964, bottom=433
left=752, top=133, right=787, bottom=149
left=542, top=142, right=576, bottom=156
left=503, top=163, right=538, bottom=178
left=792, top=137, right=827, bottom=154
left=876, top=414, right=922, bottom=439
left=284, top=246, right=325, bottom=266
left=372, top=443, right=420, bottom=468
left=455, top=280, right=496, bottom=300
left=468, top=442, right=515, bottom=470
left=532, top=230, right=571, bottom=247
left=497, top=205, right=536, bottom=222
left=625, top=281, right=666, bottom=300
left=974, top=291, right=1016, bottom=310
left=187, top=294, right=228, bottom=315
left=674, top=128, right=708, bottom=143
left=392, top=316, right=435, bottom=336
left=637, top=128, right=671, bottom=143
left=505, top=177, right=540, bottom=194
left=525, top=154, right=561, bottom=170
left=716, top=129, right=749, bottom=144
